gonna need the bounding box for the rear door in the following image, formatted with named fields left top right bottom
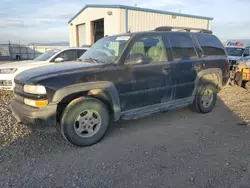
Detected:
left=166, top=33, right=201, bottom=100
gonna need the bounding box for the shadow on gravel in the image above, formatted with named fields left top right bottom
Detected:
left=1, top=94, right=250, bottom=188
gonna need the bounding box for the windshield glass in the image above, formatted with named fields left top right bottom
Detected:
left=226, top=47, right=245, bottom=57
left=79, top=36, right=130, bottom=64
left=34, top=49, right=60, bottom=61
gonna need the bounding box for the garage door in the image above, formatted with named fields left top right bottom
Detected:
left=78, top=24, right=86, bottom=46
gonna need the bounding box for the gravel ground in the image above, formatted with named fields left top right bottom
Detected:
left=0, top=86, right=250, bottom=188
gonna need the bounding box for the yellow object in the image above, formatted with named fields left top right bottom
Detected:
left=242, top=68, right=250, bottom=80
left=24, top=98, right=48, bottom=107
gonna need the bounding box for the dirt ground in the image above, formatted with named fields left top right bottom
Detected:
left=0, top=86, right=250, bottom=187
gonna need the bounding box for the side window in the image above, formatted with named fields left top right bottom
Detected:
left=168, top=34, right=197, bottom=60
left=77, top=49, right=86, bottom=58
left=244, top=48, right=250, bottom=57
left=56, top=50, right=77, bottom=61
left=125, top=35, right=168, bottom=64
left=195, top=34, right=226, bottom=56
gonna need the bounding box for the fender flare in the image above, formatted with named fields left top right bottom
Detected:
left=52, top=81, right=121, bottom=121
left=192, top=68, right=223, bottom=96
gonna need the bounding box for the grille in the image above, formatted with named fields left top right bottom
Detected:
left=0, top=80, right=12, bottom=86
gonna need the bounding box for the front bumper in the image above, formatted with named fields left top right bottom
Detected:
left=10, top=98, right=58, bottom=133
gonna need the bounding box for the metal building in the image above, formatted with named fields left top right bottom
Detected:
left=68, top=4, right=213, bottom=47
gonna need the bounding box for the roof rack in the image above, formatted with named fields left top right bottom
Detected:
left=154, top=26, right=213, bottom=34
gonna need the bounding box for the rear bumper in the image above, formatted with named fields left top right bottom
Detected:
left=10, top=98, right=57, bottom=133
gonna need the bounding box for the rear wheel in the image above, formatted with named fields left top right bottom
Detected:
left=60, top=98, right=110, bottom=147
left=190, top=83, right=217, bottom=113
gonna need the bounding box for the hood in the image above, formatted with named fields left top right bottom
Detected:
left=228, top=56, right=242, bottom=61
left=15, top=61, right=102, bottom=84
left=0, top=60, right=48, bottom=69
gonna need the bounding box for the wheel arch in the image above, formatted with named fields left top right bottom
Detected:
left=53, top=81, right=121, bottom=122
left=193, top=68, right=223, bottom=96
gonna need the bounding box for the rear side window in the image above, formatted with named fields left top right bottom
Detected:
left=168, top=34, right=198, bottom=60
left=195, top=34, right=226, bottom=56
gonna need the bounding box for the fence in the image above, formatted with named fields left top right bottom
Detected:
left=0, top=41, right=68, bottom=61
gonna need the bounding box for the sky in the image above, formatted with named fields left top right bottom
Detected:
left=0, top=0, right=249, bottom=44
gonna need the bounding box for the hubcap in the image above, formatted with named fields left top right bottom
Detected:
left=201, top=88, right=214, bottom=108
left=74, top=109, right=101, bottom=138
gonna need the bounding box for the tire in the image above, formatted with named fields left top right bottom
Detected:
left=244, top=81, right=250, bottom=90
left=60, top=97, right=110, bottom=147
left=190, top=83, right=217, bottom=113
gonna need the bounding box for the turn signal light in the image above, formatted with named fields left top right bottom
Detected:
left=24, top=98, right=48, bottom=107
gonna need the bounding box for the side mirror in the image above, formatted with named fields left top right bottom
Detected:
left=243, top=53, right=249, bottom=57
left=54, top=57, right=64, bottom=63
left=126, top=53, right=149, bottom=65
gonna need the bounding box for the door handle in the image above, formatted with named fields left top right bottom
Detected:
left=162, top=67, right=171, bottom=74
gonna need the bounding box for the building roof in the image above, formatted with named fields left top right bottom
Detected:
left=68, top=4, right=214, bottom=24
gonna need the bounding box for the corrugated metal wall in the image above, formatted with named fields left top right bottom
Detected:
left=126, top=10, right=209, bottom=33
left=69, top=7, right=211, bottom=46
left=69, top=8, right=121, bottom=46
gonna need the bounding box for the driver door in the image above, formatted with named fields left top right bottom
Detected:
left=116, top=34, right=172, bottom=111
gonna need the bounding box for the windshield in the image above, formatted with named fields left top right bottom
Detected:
left=34, top=49, right=60, bottom=61
left=79, top=36, right=130, bottom=64
left=226, top=47, right=245, bottom=57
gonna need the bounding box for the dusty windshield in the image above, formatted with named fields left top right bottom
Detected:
left=79, top=36, right=131, bottom=64
left=226, top=47, right=245, bottom=57
left=34, top=49, right=60, bottom=61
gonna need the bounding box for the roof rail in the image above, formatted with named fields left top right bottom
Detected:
left=154, top=26, right=213, bottom=34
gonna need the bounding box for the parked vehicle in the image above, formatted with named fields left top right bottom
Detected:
left=11, top=26, right=229, bottom=147
left=0, top=47, right=89, bottom=90
left=229, top=58, right=250, bottom=89
left=225, top=39, right=250, bottom=66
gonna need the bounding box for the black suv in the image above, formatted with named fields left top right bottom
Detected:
left=11, top=27, right=229, bottom=147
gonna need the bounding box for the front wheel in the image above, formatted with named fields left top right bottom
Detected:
left=190, top=83, right=217, bottom=113
left=60, top=98, right=110, bottom=147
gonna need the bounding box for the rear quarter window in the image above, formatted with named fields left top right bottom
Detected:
left=195, top=34, right=226, bottom=56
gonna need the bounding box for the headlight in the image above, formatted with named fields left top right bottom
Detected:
left=0, top=68, right=17, bottom=74
left=23, top=85, right=47, bottom=94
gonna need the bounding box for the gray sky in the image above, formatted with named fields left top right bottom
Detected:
left=0, top=0, right=249, bottom=44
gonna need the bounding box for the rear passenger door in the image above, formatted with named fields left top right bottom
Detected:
left=166, top=33, right=201, bottom=100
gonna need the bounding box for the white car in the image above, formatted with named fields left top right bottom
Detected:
left=0, top=47, right=89, bottom=90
